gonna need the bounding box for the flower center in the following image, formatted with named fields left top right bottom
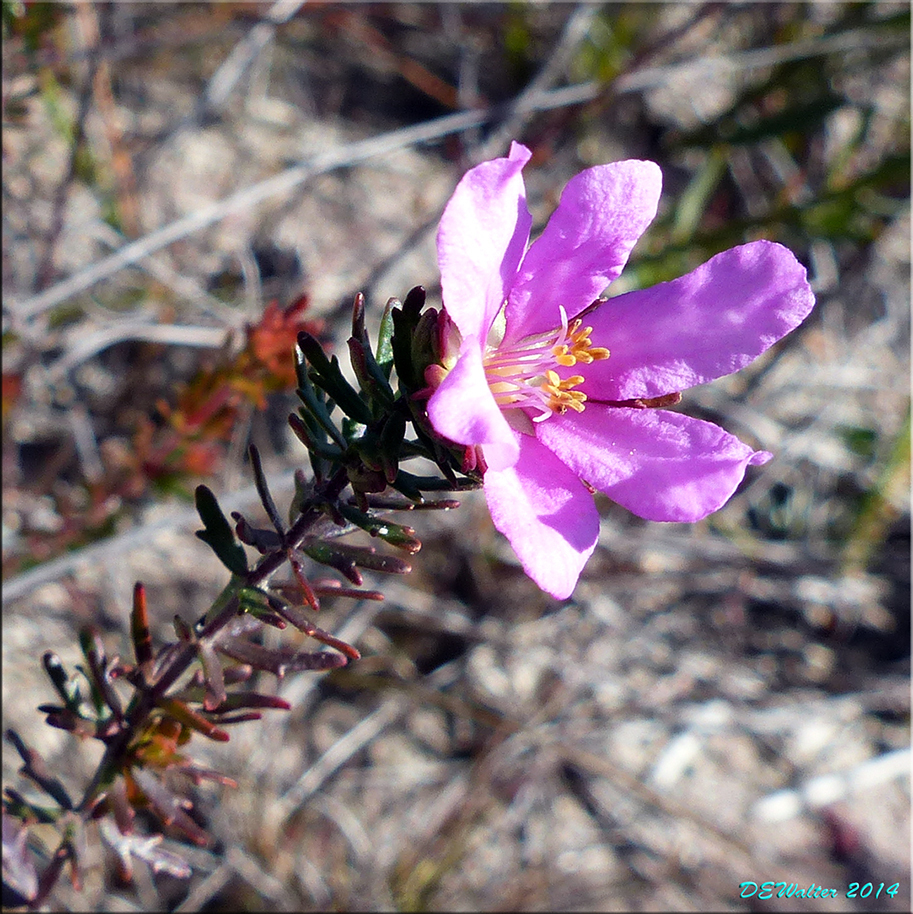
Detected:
left=483, top=306, right=610, bottom=422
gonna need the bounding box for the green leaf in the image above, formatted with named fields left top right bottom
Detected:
left=336, top=502, right=421, bottom=553
left=248, top=444, right=284, bottom=535
left=194, top=485, right=249, bottom=576
left=410, top=308, right=440, bottom=384
left=349, top=292, right=397, bottom=408
left=296, top=377, right=346, bottom=448
left=42, top=652, right=83, bottom=712
left=391, top=304, right=421, bottom=391
left=393, top=469, right=479, bottom=494
left=303, top=541, right=362, bottom=584
left=329, top=543, right=412, bottom=576
left=287, top=468, right=312, bottom=526
left=298, top=332, right=373, bottom=424
left=379, top=411, right=407, bottom=484
left=312, top=360, right=373, bottom=424
left=348, top=337, right=396, bottom=412
left=376, top=298, right=397, bottom=379
left=288, top=411, right=344, bottom=460
left=390, top=287, right=427, bottom=392
left=234, top=586, right=289, bottom=628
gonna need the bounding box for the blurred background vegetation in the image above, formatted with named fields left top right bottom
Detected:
left=2, top=3, right=909, bottom=911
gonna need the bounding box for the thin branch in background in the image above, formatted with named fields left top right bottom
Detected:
left=1, top=471, right=294, bottom=604
left=347, top=3, right=605, bottom=311
left=469, top=3, right=601, bottom=164
left=274, top=699, right=407, bottom=817
left=66, top=402, right=104, bottom=485
left=47, top=322, right=229, bottom=381
left=115, top=0, right=309, bottom=169
left=87, top=218, right=239, bottom=320
left=75, top=1, right=142, bottom=238
left=6, top=105, right=495, bottom=325
left=753, top=747, right=911, bottom=823
left=32, top=10, right=101, bottom=292
left=197, top=0, right=306, bottom=120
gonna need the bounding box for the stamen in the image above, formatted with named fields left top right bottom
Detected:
left=483, top=307, right=610, bottom=420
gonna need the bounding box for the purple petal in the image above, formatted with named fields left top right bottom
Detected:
left=483, top=432, right=599, bottom=599
left=504, top=159, right=662, bottom=344
left=426, top=337, right=519, bottom=471
left=536, top=405, right=770, bottom=522
left=581, top=241, right=816, bottom=400
left=437, top=142, right=533, bottom=342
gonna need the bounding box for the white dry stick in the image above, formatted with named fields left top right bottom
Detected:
left=276, top=701, right=408, bottom=817
left=2, top=471, right=297, bottom=604
left=7, top=109, right=498, bottom=325
left=88, top=219, right=236, bottom=319
left=649, top=700, right=733, bottom=789
left=472, top=4, right=599, bottom=163
left=274, top=659, right=463, bottom=819
left=49, top=322, right=230, bottom=381
left=201, top=0, right=306, bottom=115
left=752, top=747, right=911, bottom=823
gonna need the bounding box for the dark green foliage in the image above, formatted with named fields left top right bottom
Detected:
left=194, top=484, right=249, bottom=576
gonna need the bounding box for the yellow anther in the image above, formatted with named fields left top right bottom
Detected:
left=568, top=319, right=588, bottom=339
left=541, top=370, right=589, bottom=414
left=552, top=345, right=578, bottom=367
left=551, top=318, right=610, bottom=367
left=548, top=391, right=587, bottom=414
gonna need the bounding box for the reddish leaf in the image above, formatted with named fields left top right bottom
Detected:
left=156, top=699, right=229, bottom=742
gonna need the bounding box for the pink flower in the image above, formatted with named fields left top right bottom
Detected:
left=426, top=142, right=815, bottom=599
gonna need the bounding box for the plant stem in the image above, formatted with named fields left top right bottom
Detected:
left=46, top=465, right=353, bottom=906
